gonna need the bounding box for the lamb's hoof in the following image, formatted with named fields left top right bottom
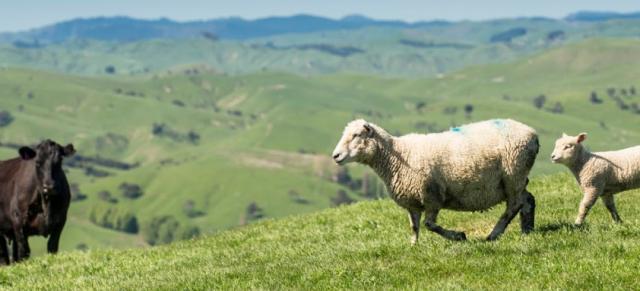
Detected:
left=450, top=232, right=467, bottom=241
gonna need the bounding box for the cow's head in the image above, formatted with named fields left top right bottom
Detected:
left=19, top=140, right=75, bottom=193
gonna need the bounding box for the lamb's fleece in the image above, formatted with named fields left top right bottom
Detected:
left=551, top=133, right=640, bottom=225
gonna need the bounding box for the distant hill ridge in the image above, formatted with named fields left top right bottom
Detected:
left=0, top=14, right=450, bottom=43
left=2, top=10, right=639, bottom=44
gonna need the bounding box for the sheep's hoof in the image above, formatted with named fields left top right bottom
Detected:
left=450, top=232, right=467, bottom=241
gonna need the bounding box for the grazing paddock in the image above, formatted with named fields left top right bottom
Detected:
left=2, top=173, right=640, bottom=290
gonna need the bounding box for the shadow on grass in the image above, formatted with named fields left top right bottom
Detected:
left=537, top=222, right=589, bottom=234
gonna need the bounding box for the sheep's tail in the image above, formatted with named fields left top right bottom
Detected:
left=524, top=134, right=540, bottom=171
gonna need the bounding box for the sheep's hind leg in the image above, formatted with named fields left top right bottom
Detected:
left=602, top=194, right=622, bottom=223
left=408, top=210, right=422, bottom=245
left=487, top=196, right=523, bottom=241
left=519, top=189, right=536, bottom=234
left=424, top=208, right=466, bottom=241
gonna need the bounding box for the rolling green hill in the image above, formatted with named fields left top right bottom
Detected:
left=2, top=18, right=640, bottom=77
left=3, top=174, right=640, bottom=289
left=1, top=38, right=640, bottom=255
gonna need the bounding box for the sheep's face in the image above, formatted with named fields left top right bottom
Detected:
left=551, top=133, right=587, bottom=165
left=332, top=119, right=377, bottom=165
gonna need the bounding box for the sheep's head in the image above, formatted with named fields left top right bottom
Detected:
left=551, top=132, right=587, bottom=165
left=332, top=119, right=379, bottom=165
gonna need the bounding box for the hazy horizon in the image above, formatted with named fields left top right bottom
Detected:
left=1, top=0, right=640, bottom=32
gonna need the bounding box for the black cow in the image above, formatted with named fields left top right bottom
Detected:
left=0, top=140, right=74, bottom=263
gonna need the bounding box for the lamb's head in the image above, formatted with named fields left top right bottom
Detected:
left=332, top=119, right=380, bottom=165
left=551, top=132, right=587, bottom=165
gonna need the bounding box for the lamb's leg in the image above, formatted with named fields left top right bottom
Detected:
left=519, top=189, right=536, bottom=234
left=407, top=210, right=422, bottom=245
left=575, top=188, right=600, bottom=225
left=487, top=197, right=522, bottom=241
left=601, top=194, right=622, bottom=223
left=423, top=208, right=466, bottom=241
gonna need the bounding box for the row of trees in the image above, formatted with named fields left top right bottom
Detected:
left=532, top=95, right=564, bottom=114
left=89, top=205, right=139, bottom=234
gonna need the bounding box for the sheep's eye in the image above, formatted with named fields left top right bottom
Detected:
left=352, top=134, right=358, bottom=138
left=564, top=145, right=572, bottom=150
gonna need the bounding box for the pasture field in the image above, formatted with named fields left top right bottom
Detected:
left=0, top=38, right=640, bottom=254
left=2, top=174, right=640, bottom=289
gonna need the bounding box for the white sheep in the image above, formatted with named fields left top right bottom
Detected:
left=551, top=133, right=640, bottom=225
left=331, top=119, right=539, bottom=242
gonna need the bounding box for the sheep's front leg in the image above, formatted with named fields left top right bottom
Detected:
left=487, top=197, right=522, bottom=241
left=423, top=208, right=466, bottom=241
left=408, top=211, right=422, bottom=245
left=575, top=188, right=601, bottom=225
left=601, top=194, right=622, bottom=223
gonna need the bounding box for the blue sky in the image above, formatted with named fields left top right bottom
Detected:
left=2, top=0, right=640, bottom=32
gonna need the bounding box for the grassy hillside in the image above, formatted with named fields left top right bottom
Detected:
left=1, top=38, right=640, bottom=255
left=3, top=18, right=640, bottom=77
left=3, top=174, right=640, bottom=289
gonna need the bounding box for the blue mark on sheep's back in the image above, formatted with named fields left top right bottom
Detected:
left=492, top=119, right=507, bottom=130
left=451, top=127, right=463, bottom=134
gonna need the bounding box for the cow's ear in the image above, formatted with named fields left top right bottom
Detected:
left=19, top=147, right=36, bottom=160
left=62, top=144, right=76, bottom=157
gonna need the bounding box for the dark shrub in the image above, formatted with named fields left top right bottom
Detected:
left=142, top=215, right=199, bottom=245
left=331, top=190, right=354, bottom=207
left=119, top=182, right=143, bottom=199
left=0, top=111, right=14, bottom=127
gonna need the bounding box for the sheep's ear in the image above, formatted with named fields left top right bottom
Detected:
left=562, top=132, right=569, bottom=138
left=363, top=123, right=375, bottom=137
left=577, top=133, right=587, bottom=143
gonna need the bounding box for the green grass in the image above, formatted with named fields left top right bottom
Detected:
left=3, top=173, right=640, bottom=289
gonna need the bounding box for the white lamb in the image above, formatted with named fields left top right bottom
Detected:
left=551, top=133, right=640, bottom=225
left=331, top=119, right=539, bottom=242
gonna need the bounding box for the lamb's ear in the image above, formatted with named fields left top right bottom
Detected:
left=577, top=133, right=587, bottom=143
left=18, top=147, right=36, bottom=160
left=363, top=123, right=375, bottom=137
left=562, top=132, right=569, bottom=138
left=62, top=144, right=76, bottom=157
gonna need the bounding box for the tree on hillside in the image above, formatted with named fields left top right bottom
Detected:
left=464, top=104, right=474, bottom=119
left=119, top=182, right=143, bottom=199
left=288, top=190, right=309, bottom=204
left=0, top=111, right=14, bottom=127
left=331, top=190, right=354, bottom=207
left=590, top=91, right=603, bottom=104
left=142, top=215, right=200, bottom=245
left=532, top=95, right=546, bottom=109
left=98, top=190, right=118, bottom=203
left=105, top=65, right=116, bottom=74
left=549, top=102, right=564, bottom=114
left=239, top=202, right=265, bottom=226
left=332, top=167, right=352, bottom=186
left=183, top=200, right=206, bottom=218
